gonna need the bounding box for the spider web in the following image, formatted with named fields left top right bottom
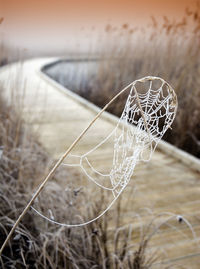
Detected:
left=31, top=76, right=178, bottom=227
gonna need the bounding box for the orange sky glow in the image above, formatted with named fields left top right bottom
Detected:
left=2, top=0, right=196, bottom=24
left=0, top=0, right=197, bottom=53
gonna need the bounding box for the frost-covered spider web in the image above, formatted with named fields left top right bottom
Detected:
left=32, top=76, right=177, bottom=227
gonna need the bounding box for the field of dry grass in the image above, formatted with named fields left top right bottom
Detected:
left=45, top=3, right=200, bottom=158
left=1, top=58, right=200, bottom=268
left=1, top=3, right=200, bottom=269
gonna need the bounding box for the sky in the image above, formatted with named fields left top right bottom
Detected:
left=0, top=0, right=197, bottom=55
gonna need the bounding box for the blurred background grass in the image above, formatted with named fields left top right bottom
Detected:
left=43, top=3, right=200, bottom=158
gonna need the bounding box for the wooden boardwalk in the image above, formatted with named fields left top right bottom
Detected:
left=0, top=58, right=200, bottom=267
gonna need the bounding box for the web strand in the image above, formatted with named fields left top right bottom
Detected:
left=32, top=76, right=178, bottom=227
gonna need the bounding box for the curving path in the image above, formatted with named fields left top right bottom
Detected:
left=0, top=58, right=200, bottom=268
